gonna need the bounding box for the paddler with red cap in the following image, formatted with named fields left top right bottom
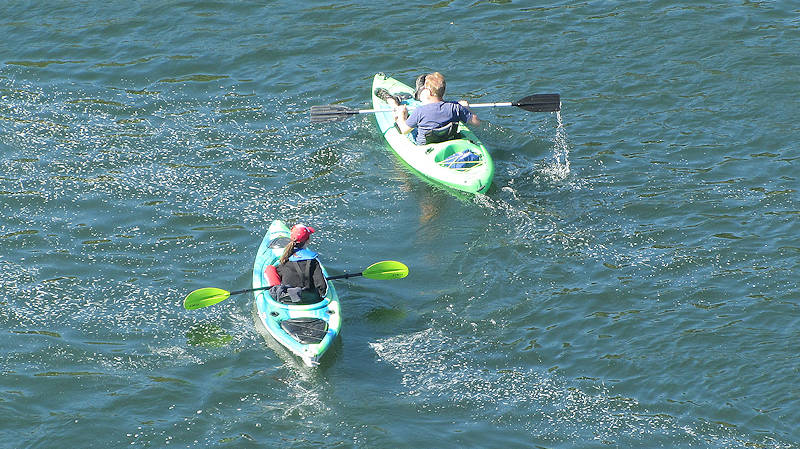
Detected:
left=266, top=224, right=328, bottom=304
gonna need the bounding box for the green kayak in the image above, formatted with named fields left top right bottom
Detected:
left=371, top=73, right=495, bottom=194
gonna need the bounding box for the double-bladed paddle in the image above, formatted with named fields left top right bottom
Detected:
left=310, top=94, right=561, bottom=123
left=183, top=260, right=409, bottom=310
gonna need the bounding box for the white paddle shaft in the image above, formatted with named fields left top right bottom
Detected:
left=359, top=102, right=513, bottom=114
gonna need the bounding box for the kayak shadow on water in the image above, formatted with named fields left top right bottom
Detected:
left=362, top=301, right=408, bottom=323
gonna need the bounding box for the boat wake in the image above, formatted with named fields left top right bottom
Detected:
left=370, top=328, right=789, bottom=448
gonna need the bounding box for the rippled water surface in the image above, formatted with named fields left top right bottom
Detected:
left=2, top=1, right=798, bottom=448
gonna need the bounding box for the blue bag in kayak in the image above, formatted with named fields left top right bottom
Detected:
left=442, top=150, right=480, bottom=169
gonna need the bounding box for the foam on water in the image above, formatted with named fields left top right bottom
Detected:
left=469, top=105, right=739, bottom=290
left=370, top=328, right=790, bottom=448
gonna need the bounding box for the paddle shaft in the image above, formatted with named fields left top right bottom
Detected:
left=229, top=286, right=269, bottom=296
left=325, top=272, right=363, bottom=280
left=350, top=102, right=538, bottom=114
left=311, top=93, right=559, bottom=123
left=184, top=260, right=407, bottom=310
left=471, top=101, right=517, bottom=108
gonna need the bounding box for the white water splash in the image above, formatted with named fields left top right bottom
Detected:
left=541, top=110, right=571, bottom=180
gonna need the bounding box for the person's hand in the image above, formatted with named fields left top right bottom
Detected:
left=394, top=104, right=408, bottom=121
left=460, top=100, right=480, bottom=125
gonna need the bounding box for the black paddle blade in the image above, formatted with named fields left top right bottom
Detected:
left=514, top=94, right=561, bottom=112
left=310, top=104, right=359, bottom=123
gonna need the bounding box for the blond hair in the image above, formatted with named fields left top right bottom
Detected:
left=424, top=72, right=446, bottom=98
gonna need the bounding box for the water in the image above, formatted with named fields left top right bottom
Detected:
left=1, top=1, right=798, bottom=447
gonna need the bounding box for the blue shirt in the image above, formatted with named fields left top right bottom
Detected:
left=406, top=101, right=472, bottom=145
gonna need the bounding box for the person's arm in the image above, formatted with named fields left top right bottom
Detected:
left=311, top=260, right=328, bottom=296
left=458, top=100, right=480, bottom=126
left=395, top=105, right=414, bottom=134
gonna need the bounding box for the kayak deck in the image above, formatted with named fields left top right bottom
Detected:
left=371, top=73, right=495, bottom=194
left=252, top=220, right=341, bottom=367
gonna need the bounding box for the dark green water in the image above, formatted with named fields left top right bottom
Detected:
left=2, top=1, right=798, bottom=447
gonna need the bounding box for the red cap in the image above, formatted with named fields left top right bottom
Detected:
left=290, top=224, right=315, bottom=243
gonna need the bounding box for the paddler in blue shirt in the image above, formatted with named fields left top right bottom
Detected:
left=375, top=72, right=480, bottom=145
left=266, top=224, right=328, bottom=304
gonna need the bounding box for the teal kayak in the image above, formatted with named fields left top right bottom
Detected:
left=372, top=73, right=495, bottom=194
left=252, top=220, right=341, bottom=367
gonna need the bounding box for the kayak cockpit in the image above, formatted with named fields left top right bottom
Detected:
left=430, top=141, right=485, bottom=171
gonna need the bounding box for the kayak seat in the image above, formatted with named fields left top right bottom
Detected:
left=273, top=287, right=323, bottom=305
left=281, top=318, right=328, bottom=344
left=425, top=122, right=461, bottom=144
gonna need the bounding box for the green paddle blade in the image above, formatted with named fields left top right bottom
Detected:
left=184, top=288, right=231, bottom=310
left=362, top=260, right=409, bottom=280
